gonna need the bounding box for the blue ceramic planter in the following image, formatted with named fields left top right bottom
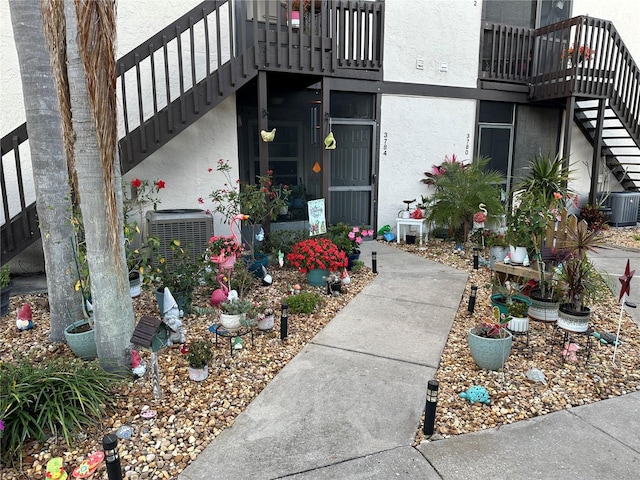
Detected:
left=468, top=327, right=512, bottom=370
left=306, top=268, right=329, bottom=286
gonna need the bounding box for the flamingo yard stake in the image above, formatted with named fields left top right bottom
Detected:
left=613, top=259, right=634, bottom=364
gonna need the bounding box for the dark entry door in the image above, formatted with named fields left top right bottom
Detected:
left=328, top=119, right=377, bottom=227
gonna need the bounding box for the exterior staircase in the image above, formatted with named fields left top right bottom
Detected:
left=1, top=0, right=384, bottom=263
left=481, top=15, right=640, bottom=195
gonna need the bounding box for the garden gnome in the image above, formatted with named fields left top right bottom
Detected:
left=16, top=303, right=34, bottom=331
left=162, top=288, right=186, bottom=346
left=131, top=349, right=146, bottom=377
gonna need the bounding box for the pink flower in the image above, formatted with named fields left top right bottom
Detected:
left=197, top=197, right=204, bottom=204
left=348, top=232, right=355, bottom=240
left=356, top=237, right=362, bottom=244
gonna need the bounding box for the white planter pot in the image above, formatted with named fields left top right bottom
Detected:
left=557, top=304, right=591, bottom=333
left=507, top=316, right=529, bottom=333
left=528, top=289, right=560, bottom=323
left=509, top=245, right=527, bottom=265
left=220, top=313, right=245, bottom=332
left=129, top=273, right=142, bottom=298
left=256, top=314, right=275, bottom=331
left=189, top=365, right=209, bottom=382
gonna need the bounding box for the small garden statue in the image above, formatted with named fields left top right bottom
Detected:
left=162, top=288, right=186, bottom=346
left=16, top=303, right=34, bottom=331
left=459, top=385, right=490, bottom=404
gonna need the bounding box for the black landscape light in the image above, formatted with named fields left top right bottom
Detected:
left=423, top=380, right=439, bottom=437
left=280, top=303, right=289, bottom=340
left=103, top=433, right=123, bottom=480
left=468, top=285, right=478, bottom=313
left=372, top=251, right=377, bottom=274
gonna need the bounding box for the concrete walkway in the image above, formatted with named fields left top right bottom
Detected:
left=180, top=240, right=469, bottom=479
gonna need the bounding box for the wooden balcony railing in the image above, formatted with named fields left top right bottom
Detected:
left=481, top=16, right=639, bottom=140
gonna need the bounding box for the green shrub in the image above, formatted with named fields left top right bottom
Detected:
left=350, top=260, right=365, bottom=273
left=286, top=291, right=322, bottom=314
left=0, top=357, right=123, bottom=464
left=263, top=229, right=309, bottom=256
left=0, top=264, right=9, bottom=288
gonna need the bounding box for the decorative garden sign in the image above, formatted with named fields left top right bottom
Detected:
left=308, top=199, right=326, bottom=236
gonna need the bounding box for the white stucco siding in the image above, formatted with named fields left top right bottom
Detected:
left=122, top=94, right=239, bottom=238
left=377, top=94, right=477, bottom=231
left=572, top=0, right=639, bottom=62
left=383, top=0, right=481, bottom=87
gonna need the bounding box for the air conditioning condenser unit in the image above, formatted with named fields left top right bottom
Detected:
left=146, top=209, right=213, bottom=268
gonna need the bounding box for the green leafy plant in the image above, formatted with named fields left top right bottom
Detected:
left=326, top=223, right=374, bottom=255
left=220, top=299, right=252, bottom=315
left=557, top=221, right=602, bottom=311
left=184, top=340, right=214, bottom=369
left=122, top=178, right=164, bottom=279
left=262, top=229, right=309, bottom=255
left=1, top=264, right=10, bottom=289
left=203, top=159, right=291, bottom=254
left=0, top=357, right=122, bottom=465
left=286, top=291, right=322, bottom=314
left=154, top=240, right=202, bottom=308
left=423, top=156, right=505, bottom=242
left=508, top=154, right=575, bottom=254
left=350, top=259, right=365, bottom=273
left=507, top=299, right=529, bottom=318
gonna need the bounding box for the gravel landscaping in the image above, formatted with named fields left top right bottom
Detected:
left=1, top=226, right=638, bottom=479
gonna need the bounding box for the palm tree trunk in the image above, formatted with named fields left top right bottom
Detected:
left=64, top=0, right=134, bottom=371
left=8, top=0, right=84, bottom=341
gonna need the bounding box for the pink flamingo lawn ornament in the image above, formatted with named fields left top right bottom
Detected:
left=210, top=274, right=229, bottom=307
left=210, top=213, right=249, bottom=269
left=230, top=213, right=249, bottom=249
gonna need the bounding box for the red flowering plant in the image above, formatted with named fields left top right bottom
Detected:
left=122, top=178, right=165, bottom=279
left=562, top=44, right=596, bottom=63
left=287, top=237, right=348, bottom=273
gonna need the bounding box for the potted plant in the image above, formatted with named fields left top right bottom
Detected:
left=205, top=159, right=290, bottom=276
left=507, top=154, right=574, bottom=265
left=219, top=298, right=252, bottom=332
left=422, top=155, right=505, bottom=242
left=468, top=306, right=513, bottom=371
left=123, top=177, right=165, bottom=296
left=506, top=297, right=530, bottom=333
left=327, top=223, right=374, bottom=269
left=556, top=221, right=602, bottom=332
left=184, top=339, right=214, bottom=381
left=154, top=239, right=202, bottom=315
left=1, top=264, right=12, bottom=317
left=206, top=234, right=244, bottom=270
left=472, top=229, right=509, bottom=269
left=286, top=237, right=348, bottom=286
left=490, top=276, right=531, bottom=317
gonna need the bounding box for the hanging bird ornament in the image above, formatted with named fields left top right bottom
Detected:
left=324, top=131, right=336, bottom=149
left=260, top=128, right=276, bottom=142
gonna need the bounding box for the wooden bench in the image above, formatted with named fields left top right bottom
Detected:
left=493, top=211, right=585, bottom=280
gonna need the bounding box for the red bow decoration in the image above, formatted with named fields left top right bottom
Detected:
left=618, top=259, right=635, bottom=302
